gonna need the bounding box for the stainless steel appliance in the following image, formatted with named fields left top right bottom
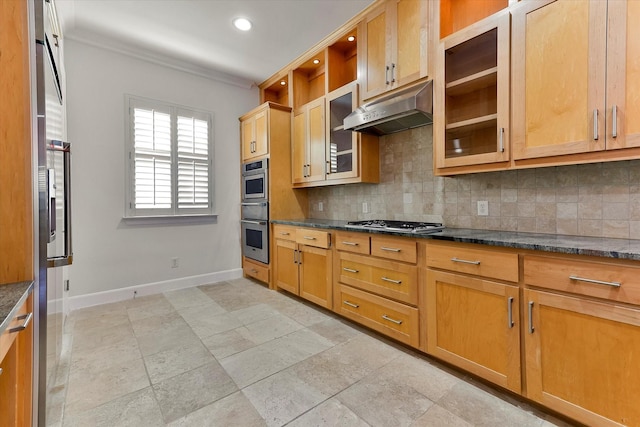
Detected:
left=241, top=158, right=268, bottom=200
left=241, top=160, right=269, bottom=264
left=346, top=220, right=444, bottom=234
left=343, top=80, right=433, bottom=135
left=35, top=0, right=72, bottom=424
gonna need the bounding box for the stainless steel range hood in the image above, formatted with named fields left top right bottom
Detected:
left=343, top=80, right=433, bottom=136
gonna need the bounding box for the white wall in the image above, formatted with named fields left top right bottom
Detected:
left=64, top=40, right=258, bottom=301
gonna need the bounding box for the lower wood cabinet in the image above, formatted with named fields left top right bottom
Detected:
left=425, top=269, right=521, bottom=393
left=524, top=289, right=640, bottom=427
left=273, top=225, right=333, bottom=309
left=0, top=292, right=33, bottom=427
left=242, top=257, right=270, bottom=284
left=337, top=284, right=419, bottom=347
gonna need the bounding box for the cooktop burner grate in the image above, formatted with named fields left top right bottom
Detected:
left=345, top=220, right=444, bottom=234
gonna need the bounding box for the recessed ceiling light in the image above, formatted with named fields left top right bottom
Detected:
left=347, top=35, right=355, bottom=42
left=313, top=59, right=320, bottom=65
left=233, top=17, right=252, bottom=31
left=280, top=80, right=286, bottom=86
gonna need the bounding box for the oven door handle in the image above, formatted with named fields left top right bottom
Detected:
left=241, top=202, right=268, bottom=206
left=241, top=220, right=267, bottom=226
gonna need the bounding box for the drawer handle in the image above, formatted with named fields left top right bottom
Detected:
left=279, top=232, right=290, bottom=236
left=250, top=269, right=258, bottom=274
left=507, top=296, right=514, bottom=329
left=569, top=275, right=621, bottom=288
left=0, top=367, right=2, bottom=376
left=342, top=241, right=359, bottom=246
left=343, top=267, right=359, bottom=273
left=528, top=301, right=535, bottom=334
left=380, top=247, right=401, bottom=253
left=9, top=312, right=33, bottom=333
left=343, top=300, right=359, bottom=308
left=381, top=277, right=402, bottom=284
left=451, top=257, right=481, bottom=265
left=382, top=314, right=402, bottom=325
left=303, top=236, right=317, bottom=240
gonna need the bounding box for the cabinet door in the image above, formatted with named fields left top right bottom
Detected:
left=307, top=98, right=326, bottom=182
left=241, top=116, right=255, bottom=162
left=524, top=289, right=640, bottom=427
left=253, top=109, right=268, bottom=158
left=299, top=245, right=332, bottom=309
left=606, top=0, right=640, bottom=150
left=326, top=83, right=358, bottom=181
left=434, top=10, right=510, bottom=172
left=392, top=0, right=428, bottom=89
left=274, top=239, right=299, bottom=294
left=512, top=0, right=607, bottom=160
left=426, top=269, right=521, bottom=393
left=361, top=4, right=390, bottom=100
left=292, top=109, right=306, bottom=184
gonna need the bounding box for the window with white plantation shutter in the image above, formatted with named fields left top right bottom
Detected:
left=125, top=96, right=214, bottom=218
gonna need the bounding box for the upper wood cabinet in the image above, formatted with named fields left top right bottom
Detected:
left=359, top=0, right=429, bottom=101
left=512, top=0, right=640, bottom=164
left=439, top=0, right=510, bottom=39
left=241, top=107, right=268, bottom=162
left=434, top=10, right=511, bottom=175
left=292, top=98, right=326, bottom=185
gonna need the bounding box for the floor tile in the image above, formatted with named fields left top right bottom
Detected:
left=268, top=297, right=332, bottom=327
left=231, top=303, right=279, bottom=325
left=336, top=367, right=434, bottom=427
left=236, top=312, right=303, bottom=344
left=181, top=310, right=243, bottom=339
left=242, top=370, right=330, bottom=427
left=438, top=381, right=547, bottom=427
left=286, top=398, right=370, bottom=427
left=411, top=404, right=473, bottom=427
left=65, top=357, right=150, bottom=416
left=152, top=361, right=238, bottom=423
left=70, top=337, right=142, bottom=374
left=130, top=311, right=185, bottom=337
left=135, top=323, right=201, bottom=357
left=218, top=343, right=296, bottom=389
left=164, top=287, right=214, bottom=310
left=176, top=301, right=227, bottom=324
left=167, top=391, right=266, bottom=427
left=63, top=387, right=164, bottom=427
left=70, top=325, right=137, bottom=356
left=126, top=295, right=176, bottom=322
left=307, top=317, right=361, bottom=345
left=261, top=328, right=334, bottom=365
left=201, top=329, right=257, bottom=359
left=143, top=340, right=215, bottom=384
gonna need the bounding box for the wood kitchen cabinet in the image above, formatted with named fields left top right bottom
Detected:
left=433, top=10, right=511, bottom=175
left=523, top=254, right=640, bottom=426
left=241, top=106, right=268, bottom=161
left=273, top=225, right=333, bottom=309
left=439, top=0, right=509, bottom=39
left=334, top=231, right=420, bottom=347
left=292, top=98, right=325, bottom=184
left=425, top=241, right=521, bottom=393
left=359, top=0, right=429, bottom=101
left=512, top=0, right=640, bottom=165
left=0, top=292, right=33, bottom=427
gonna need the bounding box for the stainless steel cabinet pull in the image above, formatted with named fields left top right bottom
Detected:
left=385, top=65, right=390, bottom=85
left=343, top=267, right=359, bottom=273
left=343, top=300, right=359, bottom=308
left=593, top=109, right=599, bottom=140
left=451, top=257, right=481, bottom=265
left=381, top=277, right=402, bottom=284
left=293, top=250, right=298, bottom=264
left=303, top=236, right=316, bottom=240
left=569, top=275, right=621, bottom=288
left=528, top=301, right=535, bottom=334
left=9, top=312, right=33, bottom=333
left=507, top=297, right=514, bottom=329
left=380, top=247, right=401, bottom=252
left=279, top=232, right=290, bottom=236
left=342, top=241, right=358, bottom=246
left=298, top=250, right=302, bottom=265
left=382, top=315, right=402, bottom=325
left=0, top=368, right=3, bottom=376
left=498, top=127, right=505, bottom=152
left=241, top=202, right=267, bottom=206
left=612, top=105, right=618, bottom=138
left=250, top=269, right=258, bottom=274
left=391, top=63, right=396, bottom=83
left=326, top=160, right=330, bottom=175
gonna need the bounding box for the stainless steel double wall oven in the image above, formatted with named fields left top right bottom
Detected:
left=241, top=159, right=269, bottom=264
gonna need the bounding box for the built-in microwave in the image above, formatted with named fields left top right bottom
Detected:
left=242, top=159, right=268, bottom=200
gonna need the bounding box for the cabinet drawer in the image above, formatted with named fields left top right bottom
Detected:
left=371, top=235, right=417, bottom=263
left=0, top=294, right=30, bottom=363
left=273, top=224, right=296, bottom=241
left=296, top=228, right=331, bottom=249
left=339, top=252, right=418, bottom=305
left=243, top=258, right=270, bottom=284
left=335, top=231, right=370, bottom=254
left=524, top=255, right=640, bottom=306
left=337, top=285, right=419, bottom=347
left=426, top=241, right=519, bottom=282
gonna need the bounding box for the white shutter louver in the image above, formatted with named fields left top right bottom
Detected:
left=177, top=116, right=209, bottom=209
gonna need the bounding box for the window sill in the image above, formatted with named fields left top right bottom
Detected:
left=121, top=214, right=218, bottom=226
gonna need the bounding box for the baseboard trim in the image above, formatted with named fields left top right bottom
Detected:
left=67, top=268, right=243, bottom=312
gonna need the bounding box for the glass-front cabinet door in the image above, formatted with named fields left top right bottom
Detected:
left=326, top=82, right=358, bottom=181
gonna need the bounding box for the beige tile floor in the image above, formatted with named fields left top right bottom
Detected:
left=55, top=278, right=575, bottom=427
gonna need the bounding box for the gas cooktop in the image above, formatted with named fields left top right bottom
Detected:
left=345, top=220, right=444, bottom=234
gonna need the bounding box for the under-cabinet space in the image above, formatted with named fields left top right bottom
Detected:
left=293, top=53, right=326, bottom=109
left=327, top=28, right=358, bottom=92
left=261, top=74, right=290, bottom=106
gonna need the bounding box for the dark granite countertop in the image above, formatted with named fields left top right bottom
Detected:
left=0, top=281, right=34, bottom=337
left=271, top=219, right=640, bottom=261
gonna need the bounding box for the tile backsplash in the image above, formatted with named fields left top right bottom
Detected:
left=308, top=125, right=640, bottom=239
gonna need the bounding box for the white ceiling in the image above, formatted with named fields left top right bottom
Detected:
left=55, top=0, right=375, bottom=87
